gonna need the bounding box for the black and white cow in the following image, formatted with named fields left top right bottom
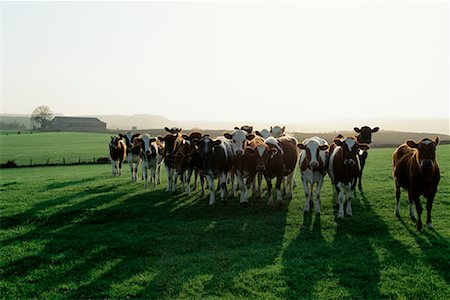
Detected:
left=119, top=131, right=142, bottom=181
left=141, top=134, right=164, bottom=188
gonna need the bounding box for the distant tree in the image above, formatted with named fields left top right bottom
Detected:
left=30, top=106, right=53, bottom=129
left=132, top=126, right=138, bottom=131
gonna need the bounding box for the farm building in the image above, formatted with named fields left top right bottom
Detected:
left=49, top=116, right=107, bottom=132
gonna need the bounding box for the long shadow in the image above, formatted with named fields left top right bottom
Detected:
left=398, top=216, right=450, bottom=285
left=2, top=180, right=289, bottom=298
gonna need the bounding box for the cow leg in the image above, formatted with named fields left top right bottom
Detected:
left=118, top=161, right=122, bottom=176
left=206, top=174, right=216, bottom=205
left=244, top=173, right=256, bottom=204
left=426, top=196, right=434, bottom=229
left=200, top=175, right=205, bottom=196
left=173, top=172, right=179, bottom=193
left=302, top=179, right=311, bottom=212
left=151, top=166, right=156, bottom=187
left=185, top=172, right=191, bottom=195
left=156, top=164, right=161, bottom=185
left=275, top=176, right=283, bottom=206
left=345, top=184, right=353, bottom=216
left=111, top=160, right=116, bottom=175
left=220, top=172, right=227, bottom=202
left=413, top=195, right=423, bottom=232
left=236, top=173, right=246, bottom=203
left=395, top=180, right=401, bottom=217
left=143, top=164, right=148, bottom=189
left=229, top=172, right=235, bottom=197
left=165, top=166, right=171, bottom=192
left=256, top=172, right=263, bottom=199
left=315, top=177, right=324, bottom=214
left=266, top=176, right=273, bottom=205
left=337, top=184, right=345, bottom=219
left=407, top=190, right=417, bottom=221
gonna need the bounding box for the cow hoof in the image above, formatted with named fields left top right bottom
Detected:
left=427, top=223, right=433, bottom=230
left=278, top=201, right=284, bottom=207
left=410, top=215, right=417, bottom=222
left=395, top=211, right=400, bottom=218
left=240, top=202, right=249, bottom=208
left=418, top=227, right=424, bottom=232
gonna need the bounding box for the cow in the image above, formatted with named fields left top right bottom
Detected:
left=228, top=133, right=266, bottom=204
left=278, top=135, right=299, bottom=198
left=183, top=132, right=205, bottom=194
left=119, top=131, right=142, bottom=181
left=237, top=125, right=253, bottom=134
left=328, top=136, right=369, bottom=219
left=354, top=126, right=379, bottom=189
left=259, top=136, right=299, bottom=206
left=393, top=137, right=440, bottom=231
left=140, top=134, right=164, bottom=188
left=109, top=136, right=126, bottom=176
left=298, top=136, right=329, bottom=214
left=158, top=127, right=183, bottom=192
left=197, top=135, right=233, bottom=205
left=173, top=137, right=193, bottom=193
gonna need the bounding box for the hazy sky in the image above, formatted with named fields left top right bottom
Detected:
left=2, top=1, right=448, bottom=124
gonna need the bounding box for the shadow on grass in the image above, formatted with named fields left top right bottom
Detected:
left=282, top=189, right=421, bottom=298
left=2, top=182, right=289, bottom=298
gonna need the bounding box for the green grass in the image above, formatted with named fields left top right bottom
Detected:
left=0, top=146, right=449, bottom=298
left=0, top=132, right=112, bottom=165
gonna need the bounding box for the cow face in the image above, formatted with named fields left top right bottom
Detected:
left=334, top=137, right=369, bottom=166
left=270, top=126, right=285, bottom=138
left=174, top=139, right=192, bottom=174
left=297, top=140, right=329, bottom=170
left=141, top=134, right=157, bottom=161
left=110, top=136, right=121, bottom=148
left=406, top=137, right=439, bottom=169
left=119, top=132, right=141, bottom=149
left=245, top=144, right=277, bottom=171
left=354, top=126, right=379, bottom=144
left=165, top=127, right=182, bottom=134
left=255, top=129, right=271, bottom=139
left=224, top=130, right=255, bottom=156
left=158, top=133, right=180, bottom=156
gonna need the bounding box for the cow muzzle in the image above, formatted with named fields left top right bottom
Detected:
left=421, top=159, right=433, bottom=169
left=256, top=165, right=266, bottom=171
left=309, top=161, right=319, bottom=169
left=344, top=159, right=355, bottom=166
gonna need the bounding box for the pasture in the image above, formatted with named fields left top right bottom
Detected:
left=1, top=145, right=449, bottom=298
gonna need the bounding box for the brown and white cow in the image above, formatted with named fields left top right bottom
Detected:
left=354, top=126, right=379, bottom=189
left=393, top=137, right=440, bottom=231
left=270, top=126, right=286, bottom=138
left=158, top=127, right=183, bottom=192
left=298, top=136, right=329, bottom=214
left=183, top=132, right=205, bottom=194
left=109, top=136, right=126, bottom=176
left=261, top=137, right=299, bottom=206
left=173, top=137, right=193, bottom=193
left=120, top=131, right=142, bottom=181
left=141, top=134, right=164, bottom=188
left=255, top=129, right=271, bottom=139
left=328, top=136, right=369, bottom=219
left=229, top=134, right=266, bottom=204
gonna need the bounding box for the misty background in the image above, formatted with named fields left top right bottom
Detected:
left=1, top=1, right=449, bottom=134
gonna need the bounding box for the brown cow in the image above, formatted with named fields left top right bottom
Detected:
left=109, top=136, right=126, bottom=176
left=393, top=137, right=440, bottom=231
left=354, top=126, right=379, bottom=189
left=158, top=127, right=183, bottom=192
left=174, top=137, right=193, bottom=193
left=328, top=136, right=369, bottom=219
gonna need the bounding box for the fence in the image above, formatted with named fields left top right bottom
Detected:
left=1, top=156, right=111, bottom=169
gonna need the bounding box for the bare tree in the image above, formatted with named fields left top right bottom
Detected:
left=30, top=106, right=53, bottom=129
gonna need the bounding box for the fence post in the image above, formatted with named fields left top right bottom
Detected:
left=78, top=157, right=81, bottom=164
left=63, top=158, right=65, bottom=165
left=46, top=158, right=50, bottom=165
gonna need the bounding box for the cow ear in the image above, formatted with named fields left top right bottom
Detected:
left=270, top=148, right=278, bottom=155
left=246, top=134, right=255, bottom=140
left=157, top=136, right=165, bottom=142
left=319, top=144, right=329, bottom=151
left=245, top=147, right=254, bottom=155
left=164, top=127, right=171, bottom=132
left=358, top=143, right=369, bottom=151
left=119, top=133, right=124, bottom=138
left=132, top=133, right=140, bottom=138
left=270, top=126, right=273, bottom=132
left=255, top=131, right=261, bottom=137
left=149, top=138, right=156, bottom=143
left=212, top=140, right=222, bottom=147
left=334, top=139, right=343, bottom=146
left=249, top=126, right=253, bottom=133
left=178, top=128, right=182, bottom=132
left=297, top=143, right=306, bottom=150
left=234, top=126, right=240, bottom=130
left=182, top=134, right=188, bottom=139
left=372, top=127, right=379, bottom=133
left=431, top=136, right=439, bottom=147
left=282, top=126, right=285, bottom=132
left=354, top=127, right=361, bottom=133
left=223, top=132, right=232, bottom=139
left=406, top=140, right=418, bottom=148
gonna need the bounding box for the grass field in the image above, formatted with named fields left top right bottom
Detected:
left=0, top=132, right=112, bottom=165
left=1, top=145, right=449, bottom=298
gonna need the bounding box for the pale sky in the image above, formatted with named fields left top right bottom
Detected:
left=2, top=1, right=448, bottom=124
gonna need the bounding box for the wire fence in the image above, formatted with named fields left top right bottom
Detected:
left=1, top=156, right=111, bottom=169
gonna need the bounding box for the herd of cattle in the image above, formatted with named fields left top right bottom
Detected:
left=109, top=125, right=441, bottom=231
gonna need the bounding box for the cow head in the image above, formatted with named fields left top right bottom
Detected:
left=245, top=144, right=277, bottom=171
left=165, top=127, right=182, bottom=134
left=334, top=137, right=369, bottom=166
left=255, top=129, right=271, bottom=139
left=236, top=125, right=253, bottom=134
left=354, top=126, right=379, bottom=144
left=406, top=137, right=439, bottom=170
left=119, top=131, right=141, bottom=149
left=158, top=132, right=181, bottom=157
left=270, top=125, right=285, bottom=138
left=224, top=129, right=255, bottom=156
left=297, top=140, right=329, bottom=170
left=174, top=139, right=192, bottom=174
left=141, top=134, right=157, bottom=161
